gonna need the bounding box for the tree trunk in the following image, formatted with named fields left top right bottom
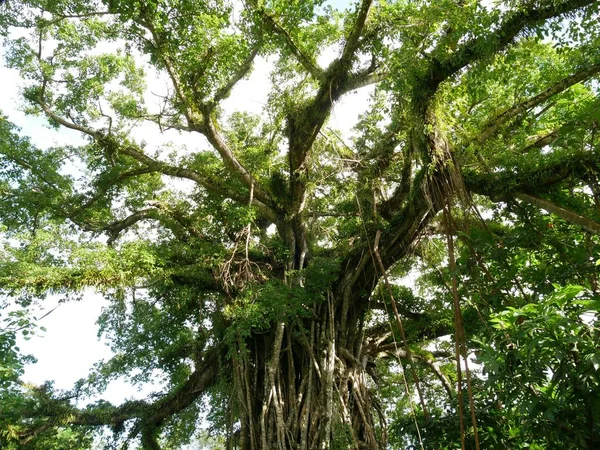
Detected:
left=231, top=294, right=384, bottom=450
left=225, top=107, right=457, bottom=449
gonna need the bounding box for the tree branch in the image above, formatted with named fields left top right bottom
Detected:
left=140, top=21, right=198, bottom=124
left=342, top=70, right=386, bottom=95
left=110, top=138, right=278, bottom=223
left=464, top=148, right=600, bottom=202
left=133, top=16, right=278, bottom=216
left=210, top=42, right=262, bottom=106
left=200, top=116, right=277, bottom=215
left=515, top=192, right=600, bottom=235
left=339, top=187, right=434, bottom=334
left=104, top=208, right=160, bottom=244
left=36, top=85, right=279, bottom=224
left=67, top=168, right=156, bottom=220
left=474, top=63, right=600, bottom=146
left=21, top=347, right=220, bottom=440
left=256, top=8, right=323, bottom=80
left=40, top=11, right=114, bottom=28
left=422, top=0, right=597, bottom=100
left=102, top=201, right=211, bottom=245
left=37, top=99, right=99, bottom=139
left=338, top=0, right=373, bottom=69
left=520, top=130, right=560, bottom=153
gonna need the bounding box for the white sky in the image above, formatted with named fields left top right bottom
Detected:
left=0, top=20, right=373, bottom=406
left=15, top=293, right=147, bottom=404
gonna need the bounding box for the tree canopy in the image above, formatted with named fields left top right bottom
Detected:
left=1, top=0, right=600, bottom=449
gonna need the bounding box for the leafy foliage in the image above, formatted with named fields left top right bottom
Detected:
left=1, top=0, right=600, bottom=448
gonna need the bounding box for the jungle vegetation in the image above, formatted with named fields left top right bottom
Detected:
left=1, top=0, right=600, bottom=448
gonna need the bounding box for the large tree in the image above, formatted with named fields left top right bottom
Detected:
left=1, top=0, right=600, bottom=448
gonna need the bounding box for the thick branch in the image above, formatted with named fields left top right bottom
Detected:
left=464, top=148, right=600, bottom=201
left=115, top=138, right=279, bottom=223
left=338, top=186, right=434, bottom=337
left=103, top=208, right=160, bottom=244
left=342, top=70, right=386, bottom=96
left=210, top=42, right=262, bottom=106
left=257, top=9, right=323, bottom=80
left=44, top=52, right=274, bottom=224
left=422, top=0, right=597, bottom=100
left=521, top=130, right=560, bottom=153
left=68, top=168, right=156, bottom=219
left=200, top=116, right=277, bottom=215
left=37, top=88, right=278, bottom=224
left=284, top=0, right=377, bottom=219
left=115, top=142, right=224, bottom=192
left=145, top=355, right=219, bottom=427
left=135, top=17, right=276, bottom=215
left=475, top=63, right=600, bottom=145
left=56, top=348, right=219, bottom=434
left=103, top=201, right=215, bottom=246
left=338, top=0, right=373, bottom=68
left=516, top=192, right=600, bottom=235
